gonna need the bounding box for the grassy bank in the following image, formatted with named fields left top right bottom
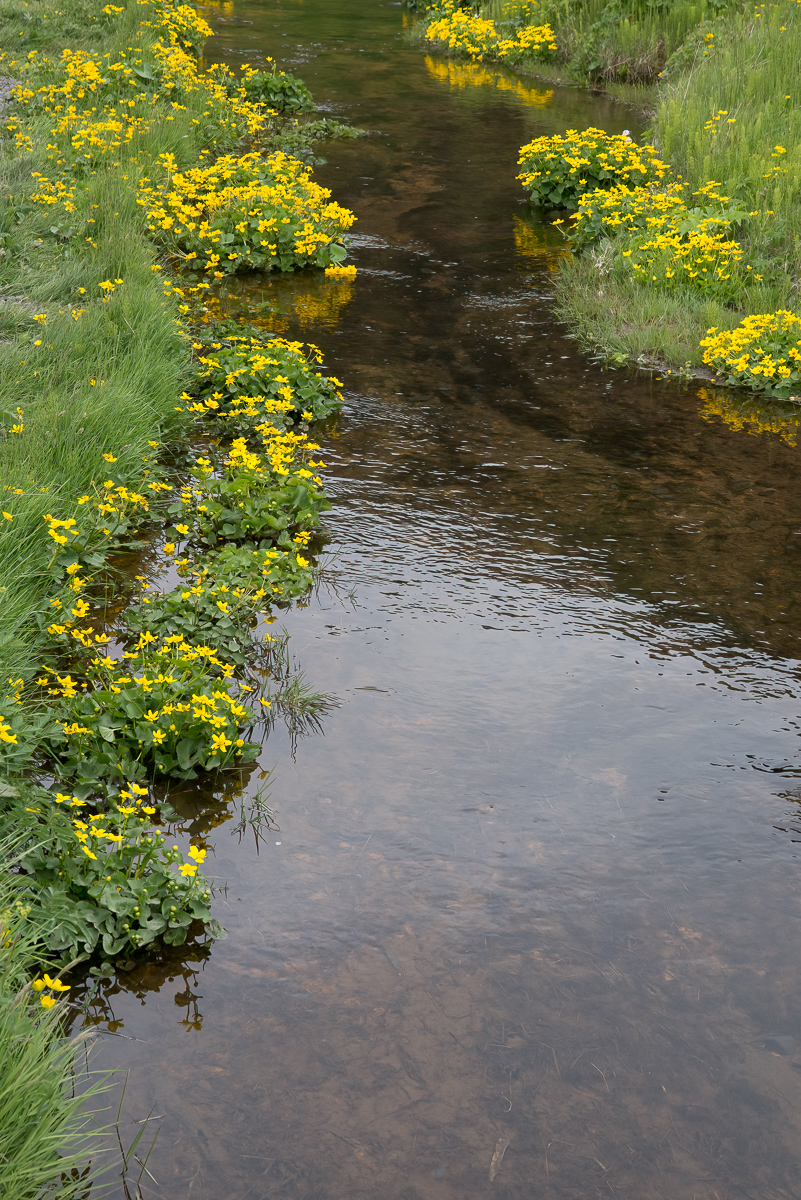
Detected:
left=412, top=0, right=801, bottom=391
left=0, top=832, right=112, bottom=1198
left=0, top=0, right=357, bottom=1187
left=408, top=0, right=730, bottom=89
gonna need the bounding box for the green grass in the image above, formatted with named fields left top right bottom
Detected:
left=553, top=252, right=733, bottom=365
left=415, top=0, right=801, bottom=368
left=656, top=0, right=801, bottom=283
left=545, top=0, right=801, bottom=367
left=0, top=831, right=110, bottom=1198
left=0, top=0, right=211, bottom=689
left=0, top=182, right=192, bottom=685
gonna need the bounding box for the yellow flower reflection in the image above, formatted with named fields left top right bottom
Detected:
left=425, top=55, right=554, bottom=107
left=513, top=215, right=571, bottom=273
left=697, top=385, right=801, bottom=446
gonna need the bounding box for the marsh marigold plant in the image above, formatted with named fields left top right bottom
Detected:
left=425, top=2, right=557, bottom=63
left=139, top=150, right=355, bottom=274
left=518, top=128, right=670, bottom=208
left=700, top=312, right=801, bottom=399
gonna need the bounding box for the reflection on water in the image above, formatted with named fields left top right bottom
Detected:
left=83, top=2, right=801, bottom=1198
left=424, top=54, right=555, bottom=107
left=234, top=272, right=356, bottom=333
left=697, top=383, right=801, bottom=447
left=513, top=213, right=571, bottom=271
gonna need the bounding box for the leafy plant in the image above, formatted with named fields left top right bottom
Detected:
left=700, top=310, right=801, bottom=399
left=240, top=63, right=314, bottom=113
left=126, top=543, right=316, bottom=658
left=166, top=435, right=330, bottom=553
left=40, top=639, right=260, bottom=789
left=194, top=333, right=343, bottom=431
left=139, top=150, right=355, bottom=275
left=518, top=128, right=670, bottom=208
left=11, top=784, right=218, bottom=959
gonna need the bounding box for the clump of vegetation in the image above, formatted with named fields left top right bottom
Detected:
left=518, top=127, right=669, bottom=207
left=15, top=784, right=215, bottom=957
left=239, top=61, right=314, bottom=112
left=425, top=0, right=557, bottom=63
left=700, top=311, right=801, bottom=397
left=0, top=834, right=109, bottom=1195
left=139, top=150, right=354, bottom=274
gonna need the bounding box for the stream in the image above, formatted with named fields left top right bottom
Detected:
left=85, top=3, right=801, bottom=1197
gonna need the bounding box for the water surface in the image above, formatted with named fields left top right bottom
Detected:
left=87, top=5, right=801, bottom=1198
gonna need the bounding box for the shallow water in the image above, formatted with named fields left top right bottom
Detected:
left=85, top=4, right=801, bottom=1198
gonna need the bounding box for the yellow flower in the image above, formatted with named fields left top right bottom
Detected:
left=40, top=995, right=56, bottom=1010
left=43, top=972, right=70, bottom=992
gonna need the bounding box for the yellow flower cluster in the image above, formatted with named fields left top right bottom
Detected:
left=142, top=0, right=213, bottom=49
left=40, top=627, right=256, bottom=779
left=425, top=1, right=556, bottom=63
left=568, top=180, right=688, bottom=246
left=31, top=971, right=70, bottom=1010
left=518, top=128, right=670, bottom=207
left=700, top=311, right=801, bottom=398
left=626, top=224, right=744, bottom=292
left=568, top=180, right=752, bottom=297
left=0, top=0, right=283, bottom=172
left=138, top=150, right=355, bottom=275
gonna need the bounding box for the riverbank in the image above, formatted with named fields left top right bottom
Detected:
left=0, top=0, right=356, bottom=1186
left=414, top=0, right=801, bottom=395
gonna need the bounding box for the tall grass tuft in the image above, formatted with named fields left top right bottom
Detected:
left=0, top=833, right=109, bottom=1197
left=656, top=0, right=801, bottom=290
